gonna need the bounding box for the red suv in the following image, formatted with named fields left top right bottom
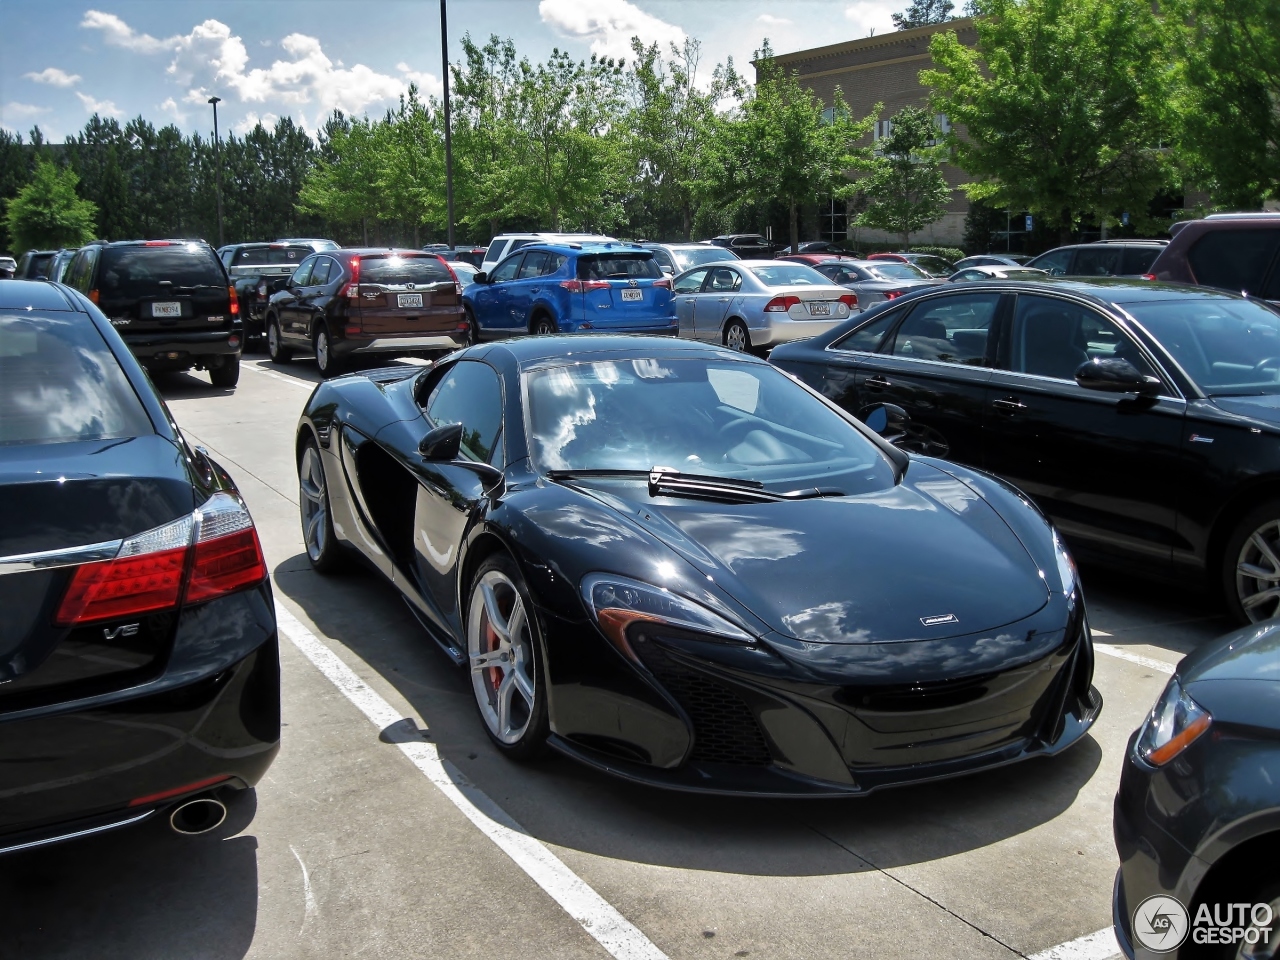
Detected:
left=1146, top=213, right=1280, bottom=306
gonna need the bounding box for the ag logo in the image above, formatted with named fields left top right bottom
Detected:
left=1133, top=895, right=1190, bottom=952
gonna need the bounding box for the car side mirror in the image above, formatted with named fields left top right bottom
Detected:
left=860, top=403, right=909, bottom=442
left=419, top=422, right=463, bottom=461
left=1074, top=358, right=1161, bottom=396
left=473, top=271, right=489, bottom=284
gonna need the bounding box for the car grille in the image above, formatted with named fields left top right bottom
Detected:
left=632, top=636, right=772, bottom=766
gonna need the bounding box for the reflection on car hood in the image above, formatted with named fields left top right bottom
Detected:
left=1209, top=393, right=1280, bottom=428
left=588, top=460, right=1049, bottom=643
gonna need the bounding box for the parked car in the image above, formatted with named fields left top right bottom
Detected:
left=424, top=244, right=487, bottom=268
left=1025, top=240, right=1167, bottom=278
left=1146, top=212, right=1280, bottom=306
left=1113, top=622, right=1280, bottom=959
left=61, top=239, right=243, bottom=387
left=778, top=241, right=849, bottom=256
left=275, top=237, right=339, bottom=252
left=949, top=265, right=1049, bottom=282
left=0, top=278, right=279, bottom=854
left=267, top=248, right=466, bottom=377
left=954, top=254, right=1032, bottom=270
left=450, top=261, right=480, bottom=287
left=294, top=335, right=1098, bottom=794
left=708, top=234, right=775, bottom=259
left=781, top=255, right=943, bottom=310
left=672, top=259, right=854, bottom=352
left=480, top=233, right=618, bottom=273
left=771, top=279, right=1280, bottom=623
left=218, top=242, right=316, bottom=347
left=465, top=243, right=676, bottom=342
left=868, top=252, right=958, bottom=278
left=13, top=250, right=58, bottom=280
left=0, top=257, right=16, bottom=280
left=639, top=242, right=741, bottom=275
left=45, top=248, right=79, bottom=283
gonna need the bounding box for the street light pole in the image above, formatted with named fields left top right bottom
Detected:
left=440, top=0, right=455, bottom=249
left=208, top=96, right=224, bottom=247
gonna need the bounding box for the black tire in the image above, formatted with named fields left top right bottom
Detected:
left=1222, top=499, right=1280, bottom=625
left=531, top=314, right=557, bottom=336
left=313, top=322, right=343, bottom=378
left=462, top=306, right=479, bottom=347
left=209, top=355, right=240, bottom=388
left=267, top=316, right=291, bottom=364
left=465, top=553, right=549, bottom=760
left=723, top=319, right=751, bottom=352
left=1207, top=878, right=1280, bottom=960
left=298, top=436, right=347, bottom=574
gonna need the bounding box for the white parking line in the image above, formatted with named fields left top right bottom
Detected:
left=1093, top=642, right=1175, bottom=675
left=240, top=362, right=316, bottom=391
left=273, top=600, right=670, bottom=960
left=1028, top=926, right=1121, bottom=960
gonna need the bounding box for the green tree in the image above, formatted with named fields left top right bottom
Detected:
left=69, top=115, right=132, bottom=240
left=924, top=0, right=1178, bottom=244
left=376, top=85, right=446, bottom=245
left=298, top=114, right=382, bottom=244
left=0, top=129, right=40, bottom=254
left=857, top=107, right=953, bottom=248
left=893, top=0, right=956, bottom=30
left=4, top=159, right=98, bottom=251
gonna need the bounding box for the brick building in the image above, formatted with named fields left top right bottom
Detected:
left=766, top=19, right=979, bottom=248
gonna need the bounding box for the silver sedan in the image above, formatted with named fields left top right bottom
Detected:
left=671, top=260, right=855, bottom=352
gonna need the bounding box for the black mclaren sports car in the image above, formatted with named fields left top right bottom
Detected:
left=295, top=336, right=1100, bottom=796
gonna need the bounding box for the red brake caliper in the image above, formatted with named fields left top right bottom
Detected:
left=485, top=618, right=502, bottom=692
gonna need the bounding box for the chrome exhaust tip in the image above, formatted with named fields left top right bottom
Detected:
left=169, top=797, right=227, bottom=835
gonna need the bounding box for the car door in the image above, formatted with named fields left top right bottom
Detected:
left=279, top=256, right=315, bottom=341
left=696, top=266, right=743, bottom=340
left=852, top=291, right=1005, bottom=464
left=982, top=292, right=1187, bottom=567
left=673, top=267, right=711, bottom=338
left=508, top=250, right=550, bottom=330
left=412, top=360, right=505, bottom=636
left=469, top=253, right=524, bottom=338
left=797, top=308, right=902, bottom=410
left=300, top=256, right=333, bottom=339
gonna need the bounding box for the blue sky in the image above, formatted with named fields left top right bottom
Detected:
left=0, top=0, right=903, bottom=141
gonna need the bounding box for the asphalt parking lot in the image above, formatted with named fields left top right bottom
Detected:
left=0, top=356, right=1236, bottom=960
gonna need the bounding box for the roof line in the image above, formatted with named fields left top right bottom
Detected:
left=767, top=17, right=975, bottom=67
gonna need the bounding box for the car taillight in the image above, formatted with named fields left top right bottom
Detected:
left=344, top=257, right=362, bottom=299
left=257, top=281, right=268, bottom=298
left=653, top=278, right=672, bottom=289
left=764, top=295, right=801, bottom=312
left=885, top=290, right=903, bottom=300
left=437, top=256, right=463, bottom=296
left=1140, top=273, right=1156, bottom=281
left=838, top=293, right=858, bottom=309
left=228, top=286, right=239, bottom=316
left=560, top=279, right=611, bottom=292
left=53, top=492, right=265, bottom=626
left=144, top=241, right=172, bottom=247
left=88, top=289, right=100, bottom=304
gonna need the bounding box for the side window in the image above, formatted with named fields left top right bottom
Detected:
left=1122, top=246, right=1161, bottom=275
left=1006, top=294, right=1156, bottom=381
left=1188, top=229, right=1280, bottom=295
left=1031, top=249, right=1074, bottom=277
left=706, top=267, right=741, bottom=292
left=517, top=251, right=550, bottom=279
left=887, top=293, right=1001, bottom=365
left=674, top=268, right=711, bottom=294
left=489, top=254, right=524, bottom=283
left=425, top=360, right=504, bottom=464
left=649, top=249, right=675, bottom=271
left=832, top=309, right=899, bottom=353
left=508, top=239, right=535, bottom=256
left=221, top=249, right=235, bottom=268
left=291, top=258, right=315, bottom=287
left=486, top=240, right=507, bottom=263
left=1072, top=246, right=1124, bottom=277
left=540, top=254, right=567, bottom=277
left=309, top=258, right=332, bottom=285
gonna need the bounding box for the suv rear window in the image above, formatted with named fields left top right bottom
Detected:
left=0, top=314, right=152, bottom=445
left=1122, top=246, right=1161, bottom=275
left=232, top=246, right=310, bottom=266
left=99, top=244, right=227, bottom=298
left=1187, top=229, right=1280, bottom=295
left=577, top=254, right=662, bottom=280
left=359, top=255, right=453, bottom=284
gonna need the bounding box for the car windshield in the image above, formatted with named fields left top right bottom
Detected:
left=1003, top=269, right=1048, bottom=280
left=869, top=262, right=930, bottom=280
left=913, top=256, right=955, bottom=274
left=233, top=246, right=311, bottom=266
left=748, top=264, right=831, bottom=287
left=359, top=255, right=452, bottom=284
left=1124, top=298, right=1280, bottom=396
left=671, top=247, right=735, bottom=271
left=99, top=244, right=225, bottom=296
left=525, top=358, right=895, bottom=492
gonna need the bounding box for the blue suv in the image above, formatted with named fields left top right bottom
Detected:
left=463, top=243, right=677, bottom=341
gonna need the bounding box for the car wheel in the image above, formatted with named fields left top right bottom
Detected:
left=723, top=319, right=750, bottom=352
left=531, top=315, right=557, bottom=336
left=1224, top=501, right=1280, bottom=624
left=1217, top=881, right=1280, bottom=959
left=298, top=437, right=346, bottom=574
left=313, top=323, right=342, bottom=378
left=462, top=306, right=479, bottom=347
left=466, top=554, right=549, bottom=759
left=267, top=317, right=291, bottom=364
left=209, top=355, right=240, bottom=388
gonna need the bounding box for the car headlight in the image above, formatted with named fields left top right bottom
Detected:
left=1136, top=677, right=1212, bottom=766
left=1052, top=531, right=1078, bottom=597
left=581, top=574, right=755, bottom=658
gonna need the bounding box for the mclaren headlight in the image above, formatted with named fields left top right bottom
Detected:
left=1053, top=531, right=1078, bottom=598
left=1135, top=677, right=1212, bottom=766
left=581, top=574, right=755, bottom=658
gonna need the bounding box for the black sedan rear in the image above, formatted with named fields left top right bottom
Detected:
left=0, top=280, right=279, bottom=853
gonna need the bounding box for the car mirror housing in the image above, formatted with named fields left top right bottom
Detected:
left=1075, top=358, right=1162, bottom=396
left=419, top=422, right=463, bottom=461
left=473, top=271, right=489, bottom=284
left=860, top=403, right=909, bottom=442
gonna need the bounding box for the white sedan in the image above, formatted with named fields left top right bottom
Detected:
left=671, top=260, right=856, bottom=352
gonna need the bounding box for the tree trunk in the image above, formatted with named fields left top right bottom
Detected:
left=681, top=202, right=692, bottom=242
left=789, top=199, right=798, bottom=253
left=902, top=230, right=910, bottom=251
left=413, top=221, right=420, bottom=248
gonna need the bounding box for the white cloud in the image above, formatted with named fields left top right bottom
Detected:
left=396, top=63, right=443, bottom=99
left=539, top=0, right=685, bottom=62
left=235, top=111, right=281, bottom=134
left=159, top=97, right=186, bottom=122
left=24, top=67, right=81, bottom=87
left=756, top=13, right=793, bottom=26
left=2, top=102, right=50, bottom=121
left=75, top=91, right=122, bottom=117
left=844, top=1, right=899, bottom=37
left=81, top=9, right=174, bottom=53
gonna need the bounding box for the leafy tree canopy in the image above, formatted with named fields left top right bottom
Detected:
left=4, top=159, right=97, bottom=252
left=893, top=0, right=956, bottom=30
left=857, top=107, right=953, bottom=248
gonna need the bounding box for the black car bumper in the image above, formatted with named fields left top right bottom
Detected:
left=120, top=329, right=243, bottom=369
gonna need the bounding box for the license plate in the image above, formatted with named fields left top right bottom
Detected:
left=152, top=302, right=182, bottom=318
left=621, top=289, right=643, bottom=302
left=397, top=293, right=424, bottom=308
left=808, top=301, right=832, bottom=316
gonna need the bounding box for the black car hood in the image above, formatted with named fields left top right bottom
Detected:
left=1209, top=393, right=1280, bottom=428
left=577, top=460, right=1049, bottom=643
left=1178, top=620, right=1280, bottom=685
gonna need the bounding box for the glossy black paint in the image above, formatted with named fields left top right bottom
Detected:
left=770, top=280, right=1280, bottom=590
left=297, top=335, right=1099, bottom=795
left=1112, top=623, right=1280, bottom=959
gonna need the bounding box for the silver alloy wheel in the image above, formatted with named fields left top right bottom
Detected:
left=724, top=322, right=748, bottom=352
left=1235, top=894, right=1280, bottom=959
left=1236, top=519, right=1280, bottom=622
left=315, top=328, right=330, bottom=372
left=533, top=317, right=555, bottom=335
left=467, top=569, right=537, bottom=745
left=298, top=445, right=328, bottom=563
left=268, top=320, right=281, bottom=357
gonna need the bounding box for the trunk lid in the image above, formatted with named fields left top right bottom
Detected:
left=96, top=242, right=233, bottom=333
left=578, top=252, right=673, bottom=327
left=354, top=254, right=463, bottom=338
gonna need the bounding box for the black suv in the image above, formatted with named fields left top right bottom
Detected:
left=14, top=250, right=58, bottom=280
left=63, top=240, right=242, bottom=387
left=217, top=241, right=315, bottom=346
left=1026, top=241, right=1167, bottom=278
left=708, top=234, right=776, bottom=259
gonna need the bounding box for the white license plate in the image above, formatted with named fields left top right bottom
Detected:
left=152, top=302, right=182, bottom=318
left=397, top=293, right=424, bottom=308
left=808, top=301, right=832, bottom=316
left=620, top=289, right=643, bottom=302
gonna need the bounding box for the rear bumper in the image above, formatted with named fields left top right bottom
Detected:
left=561, top=318, right=680, bottom=335
left=338, top=333, right=467, bottom=356
left=121, top=329, right=243, bottom=365
left=753, top=317, right=845, bottom=347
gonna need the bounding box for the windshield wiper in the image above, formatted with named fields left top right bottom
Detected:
left=547, top=467, right=843, bottom=503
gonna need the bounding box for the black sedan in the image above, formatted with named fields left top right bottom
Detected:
left=0, top=280, right=279, bottom=852
left=770, top=279, right=1280, bottom=624
left=1112, top=624, right=1280, bottom=959
left=295, top=335, right=1099, bottom=795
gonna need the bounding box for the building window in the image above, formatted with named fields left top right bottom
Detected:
left=820, top=196, right=847, bottom=243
